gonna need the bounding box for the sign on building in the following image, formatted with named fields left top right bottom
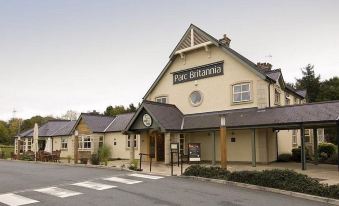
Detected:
left=173, top=61, right=224, bottom=84
left=188, top=143, right=201, bottom=162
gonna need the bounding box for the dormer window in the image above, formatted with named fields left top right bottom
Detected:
left=232, top=83, right=251, bottom=103
left=155, top=96, right=168, bottom=104
left=285, top=94, right=290, bottom=105
left=274, top=89, right=281, bottom=105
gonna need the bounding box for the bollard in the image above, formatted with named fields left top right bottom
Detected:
left=150, top=156, right=152, bottom=172
left=139, top=153, right=142, bottom=171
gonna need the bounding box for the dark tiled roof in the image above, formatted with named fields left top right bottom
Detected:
left=80, top=113, right=116, bottom=133
left=183, top=101, right=339, bottom=130
left=296, top=90, right=307, bottom=98
left=20, top=120, right=76, bottom=137
left=143, top=101, right=184, bottom=131
left=105, top=113, right=135, bottom=132
left=264, top=69, right=281, bottom=82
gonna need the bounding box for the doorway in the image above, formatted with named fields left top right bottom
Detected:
left=149, top=132, right=165, bottom=161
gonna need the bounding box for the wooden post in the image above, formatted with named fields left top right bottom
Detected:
left=74, top=135, right=79, bottom=164
left=220, top=116, right=227, bottom=169
left=313, top=128, right=318, bottom=165
left=300, top=124, right=306, bottom=170
left=212, top=131, right=216, bottom=166
left=251, top=129, right=256, bottom=167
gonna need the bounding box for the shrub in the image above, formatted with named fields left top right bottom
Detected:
left=318, top=143, right=336, bottom=159
left=291, top=147, right=309, bottom=162
left=18, top=154, right=33, bottom=161
left=128, top=159, right=139, bottom=171
left=183, top=165, right=230, bottom=179
left=90, top=154, right=100, bottom=165
left=277, top=153, right=292, bottom=162
left=183, top=165, right=339, bottom=199
left=98, top=145, right=111, bottom=166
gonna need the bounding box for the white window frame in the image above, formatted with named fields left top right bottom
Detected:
left=304, top=129, right=311, bottom=143
left=99, top=136, right=104, bottom=148
left=27, top=138, right=32, bottom=151
left=285, top=94, right=290, bottom=105
left=292, top=130, right=297, bottom=146
left=232, top=82, right=251, bottom=103
left=317, top=128, right=325, bottom=143
left=127, top=135, right=137, bottom=148
left=79, top=136, right=91, bottom=150
left=61, top=138, right=68, bottom=150
left=155, top=96, right=168, bottom=104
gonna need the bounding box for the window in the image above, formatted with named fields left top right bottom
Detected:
left=317, top=128, right=325, bottom=143
left=127, top=135, right=137, bottom=148
left=304, top=129, right=311, bottom=143
left=179, top=134, right=185, bottom=155
left=294, top=97, right=299, bottom=104
left=27, top=139, right=32, bottom=151
left=232, top=83, right=251, bottom=103
left=99, top=136, right=104, bottom=148
left=79, top=136, right=91, bottom=150
left=155, top=96, right=168, bottom=104
left=292, top=130, right=297, bottom=146
left=274, top=89, right=281, bottom=105
left=61, top=138, right=68, bottom=149
left=285, top=94, right=290, bottom=105
left=189, top=91, right=203, bottom=106
left=230, top=137, right=236, bottom=142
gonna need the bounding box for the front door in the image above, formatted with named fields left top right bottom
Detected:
left=149, top=132, right=165, bottom=161
left=156, top=134, right=165, bottom=161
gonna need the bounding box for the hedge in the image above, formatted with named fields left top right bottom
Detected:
left=183, top=165, right=339, bottom=199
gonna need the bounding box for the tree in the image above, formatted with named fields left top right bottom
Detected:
left=0, top=121, right=10, bottom=145
left=295, top=64, right=321, bottom=102
left=317, top=77, right=339, bottom=101
left=104, top=103, right=138, bottom=116
left=104, top=105, right=126, bottom=116
left=61, top=110, right=79, bottom=120
left=126, top=103, right=137, bottom=113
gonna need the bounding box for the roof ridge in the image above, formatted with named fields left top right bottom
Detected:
left=263, top=100, right=339, bottom=110
left=81, top=113, right=116, bottom=118
left=185, top=107, right=258, bottom=117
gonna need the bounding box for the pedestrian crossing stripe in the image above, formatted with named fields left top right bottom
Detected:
left=72, top=181, right=117, bottom=190
left=128, top=173, right=164, bottom=180
left=0, top=193, right=39, bottom=206
left=34, top=187, right=82, bottom=198
left=103, top=177, right=142, bottom=184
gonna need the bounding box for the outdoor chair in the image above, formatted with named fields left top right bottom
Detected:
left=52, top=150, right=61, bottom=162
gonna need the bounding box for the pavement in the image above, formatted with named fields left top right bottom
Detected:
left=0, top=160, right=328, bottom=206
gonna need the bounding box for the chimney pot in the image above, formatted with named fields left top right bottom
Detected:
left=219, top=34, right=231, bottom=47
left=257, top=62, right=272, bottom=71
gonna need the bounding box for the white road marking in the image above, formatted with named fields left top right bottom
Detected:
left=103, top=177, right=142, bottom=184
left=128, top=173, right=164, bottom=180
left=34, top=187, right=82, bottom=198
left=0, top=193, right=39, bottom=206
left=72, top=181, right=116, bottom=190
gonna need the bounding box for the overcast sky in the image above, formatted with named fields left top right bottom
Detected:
left=0, top=0, right=338, bottom=121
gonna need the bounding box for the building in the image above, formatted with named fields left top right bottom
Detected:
left=16, top=113, right=137, bottom=160
left=125, top=24, right=336, bottom=168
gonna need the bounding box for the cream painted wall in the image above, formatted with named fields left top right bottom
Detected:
left=147, top=46, right=268, bottom=114
left=104, top=132, right=140, bottom=159
left=53, top=136, right=74, bottom=158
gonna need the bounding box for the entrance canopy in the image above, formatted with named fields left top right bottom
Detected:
left=126, top=100, right=339, bottom=133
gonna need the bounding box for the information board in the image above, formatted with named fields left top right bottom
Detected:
left=188, top=143, right=201, bottom=162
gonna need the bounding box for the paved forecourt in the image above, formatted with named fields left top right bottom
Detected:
left=0, top=160, right=328, bottom=206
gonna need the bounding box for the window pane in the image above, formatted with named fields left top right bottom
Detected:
left=190, top=91, right=202, bottom=105
left=241, top=84, right=249, bottom=92
left=241, top=92, right=250, bottom=101
left=233, top=93, right=241, bottom=102
left=233, top=85, right=241, bottom=93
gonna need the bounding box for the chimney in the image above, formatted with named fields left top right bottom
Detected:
left=257, top=62, right=272, bottom=71
left=219, top=34, right=231, bottom=47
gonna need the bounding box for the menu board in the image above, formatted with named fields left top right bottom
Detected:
left=188, top=143, right=201, bottom=162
